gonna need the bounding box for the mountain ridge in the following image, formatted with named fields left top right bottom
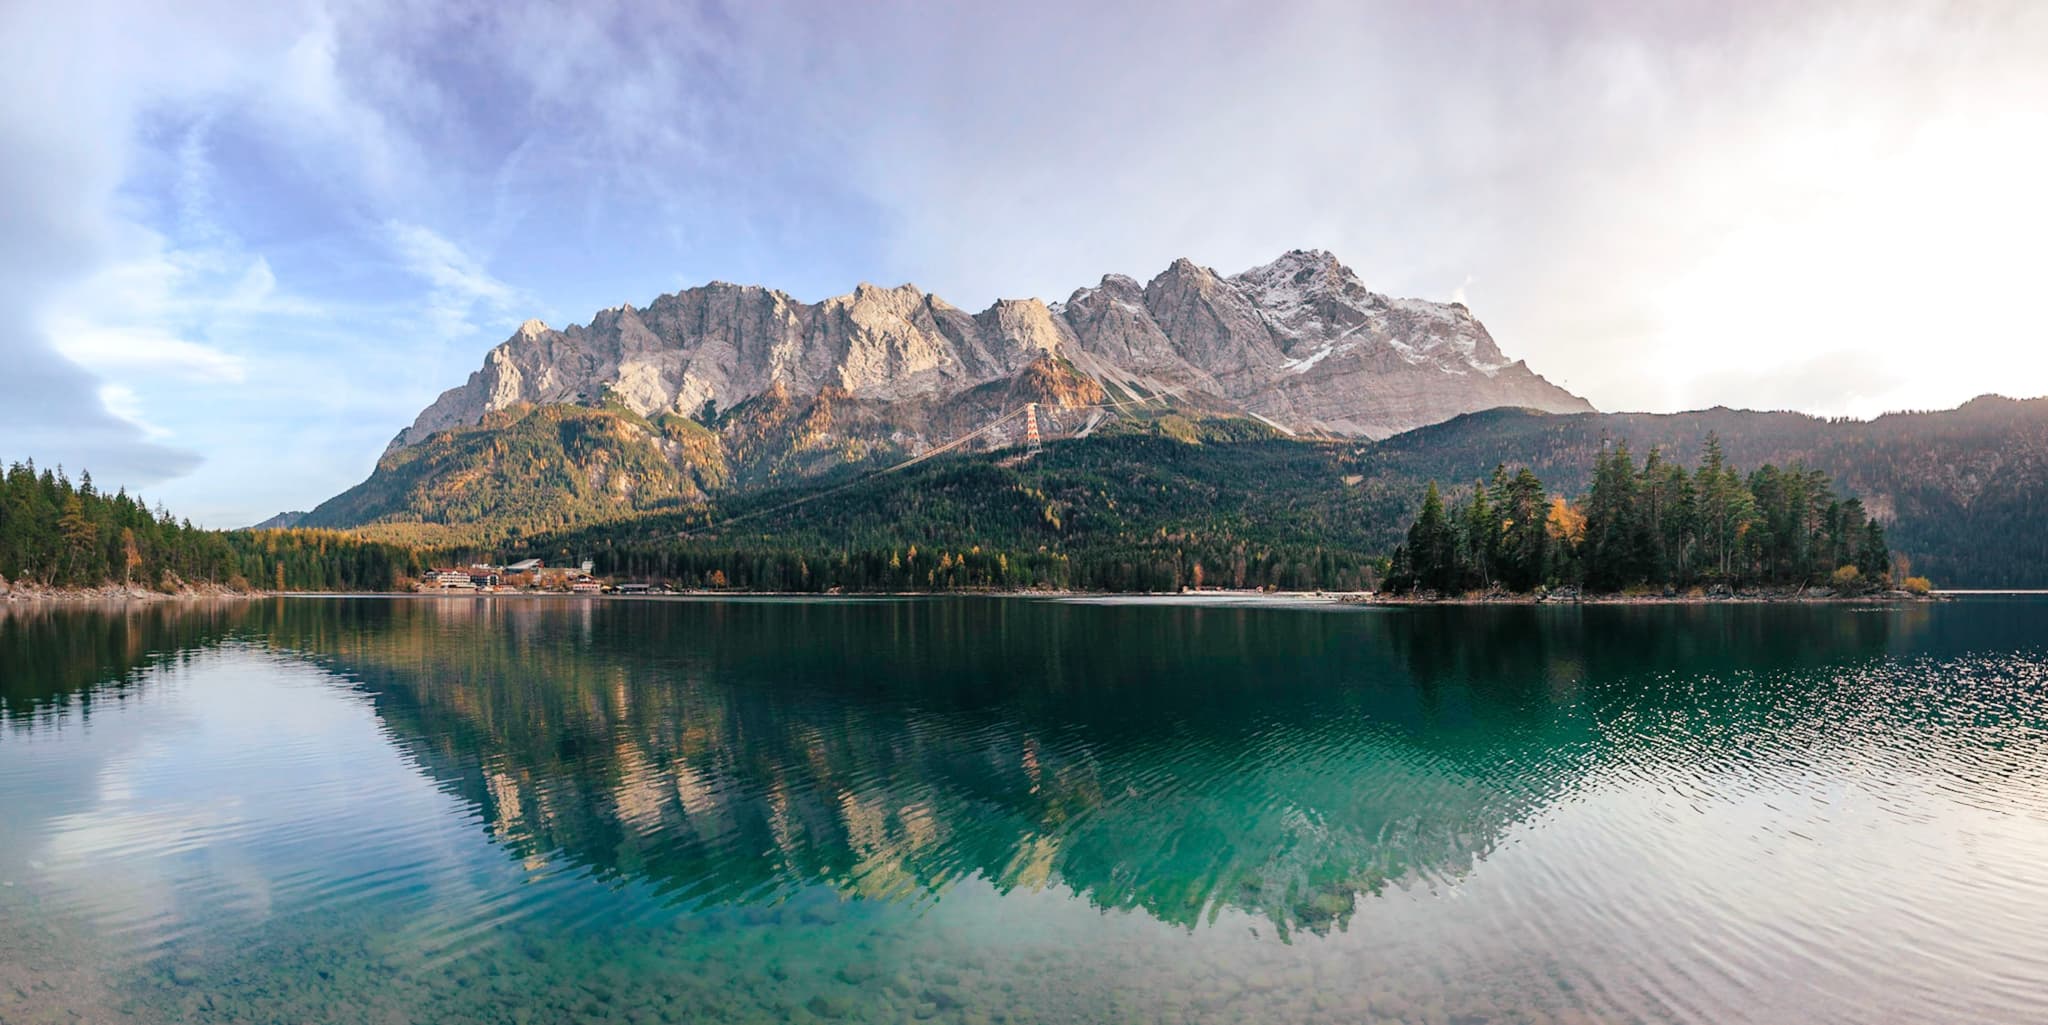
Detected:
left=505, top=393, right=2048, bottom=590
left=389, top=249, right=1591, bottom=453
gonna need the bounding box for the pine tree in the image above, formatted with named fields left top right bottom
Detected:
left=1695, top=434, right=1751, bottom=581
left=1582, top=442, right=1645, bottom=591
left=1462, top=479, right=1499, bottom=590
left=1498, top=469, right=1550, bottom=591
left=1858, top=518, right=1891, bottom=581
left=1406, top=482, right=1460, bottom=594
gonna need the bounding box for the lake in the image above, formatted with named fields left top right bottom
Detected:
left=3, top=595, right=2046, bottom=1024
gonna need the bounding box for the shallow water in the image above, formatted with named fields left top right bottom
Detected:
left=2, top=595, right=2046, bottom=1024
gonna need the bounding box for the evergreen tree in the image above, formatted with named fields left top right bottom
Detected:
left=1461, top=478, right=1500, bottom=590
left=1405, top=481, right=1460, bottom=594
left=1857, top=518, right=1891, bottom=581
left=0, top=458, right=421, bottom=592
left=1385, top=450, right=1896, bottom=596
left=1695, top=434, right=1750, bottom=581
left=1497, top=469, right=1550, bottom=591
left=1582, top=442, right=1645, bottom=591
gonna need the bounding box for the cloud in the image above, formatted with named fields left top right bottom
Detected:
left=6, top=0, right=2045, bottom=526
left=0, top=0, right=358, bottom=493
left=0, top=343, right=201, bottom=486
left=97, top=383, right=173, bottom=440
left=721, top=0, right=2048, bottom=415
left=1676, top=353, right=1908, bottom=418
left=53, top=323, right=247, bottom=384
left=385, top=221, right=522, bottom=338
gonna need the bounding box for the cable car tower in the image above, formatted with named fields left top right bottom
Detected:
left=1024, top=402, right=1042, bottom=452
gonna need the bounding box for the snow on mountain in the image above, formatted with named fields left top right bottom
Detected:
left=390, top=249, right=1591, bottom=450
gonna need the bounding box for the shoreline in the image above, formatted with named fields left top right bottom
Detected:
left=0, top=585, right=1978, bottom=607
left=1346, top=590, right=1946, bottom=606
left=0, top=583, right=259, bottom=604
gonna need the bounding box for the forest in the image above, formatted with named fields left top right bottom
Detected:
left=0, top=461, right=426, bottom=593
left=501, top=431, right=1383, bottom=592
left=289, top=394, right=2048, bottom=589
left=1384, top=437, right=1928, bottom=596
left=4, top=392, right=2024, bottom=596
left=1350, top=396, right=2048, bottom=587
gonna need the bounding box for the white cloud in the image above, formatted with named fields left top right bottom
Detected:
left=730, top=0, right=2048, bottom=415
left=97, top=383, right=172, bottom=440
left=54, top=322, right=246, bottom=383
left=7, top=0, right=2046, bottom=525
left=385, top=221, right=523, bottom=338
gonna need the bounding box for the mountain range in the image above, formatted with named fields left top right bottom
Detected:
left=387, top=249, right=1587, bottom=447
left=288, top=248, right=2048, bottom=587
left=307, top=250, right=1587, bottom=528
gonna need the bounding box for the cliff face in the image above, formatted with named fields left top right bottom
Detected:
left=390, top=249, right=1591, bottom=452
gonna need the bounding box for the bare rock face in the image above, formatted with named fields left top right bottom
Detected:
left=1218, top=250, right=1590, bottom=438
left=1139, top=257, right=1289, bottom=384
left=390, top=249, right=1592, bottom=451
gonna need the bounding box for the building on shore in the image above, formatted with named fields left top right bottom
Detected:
left=428, top=570, right=476, bottom=590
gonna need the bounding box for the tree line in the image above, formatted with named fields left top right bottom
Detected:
left=506, top=435, right=1387, bottom=592
left=1349, top=397, right=2048, bottom=588
left=1, top=460, right=425, bottom=592
left=1385, top=436, right=1929, bottom=596
left=565, top=538, right=1378, bottom=593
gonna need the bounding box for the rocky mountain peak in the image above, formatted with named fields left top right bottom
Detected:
left=1150, top=257, right=1223, bottom=291
left=386, top=248, right=1592, bottom=453
left=977, top=298, right=1073, bottom=361
left=1232, top=249, right=1357, bottom=300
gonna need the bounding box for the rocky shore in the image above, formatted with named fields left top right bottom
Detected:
left=1346, top=585, right=1942, bottom=606
left=0, top=573, right=257, bottom=603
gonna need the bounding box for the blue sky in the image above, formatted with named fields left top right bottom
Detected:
left=4, top=0, right=2045, bottom=526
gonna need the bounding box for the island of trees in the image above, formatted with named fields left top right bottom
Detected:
left=1385, top=436, right=1932, bottom=597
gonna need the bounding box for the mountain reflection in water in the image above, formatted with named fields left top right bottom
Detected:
left=4, top=596, right=1940, bottom=935
left=6, top=595, right=2047, bottom=1025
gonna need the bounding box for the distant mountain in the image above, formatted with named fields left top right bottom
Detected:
left=1346, top=395, right=2048, bottom=587
left=386, top=249, right=1588, bottom=452
left=1062, top=251, right=1587, bottom=437
left=310, top=249, right=1587, bottom=533
left=247, top=510, right=306, bottom=530
left=304, top=355, right=1118, bottom=533
left=303, top=402, right=728, bottom=533
left=303, top=250, right=2048, bottom=590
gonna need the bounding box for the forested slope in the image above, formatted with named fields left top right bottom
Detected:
left=1350, top=396, right=2048, bottom=586
left=506, top=395, right=2048, bottom=590
left=513, top=421, right=1378, bottom=591
left=1, top=461, right=424, bottom=593
left=18, top=394, right=2037, bottom=596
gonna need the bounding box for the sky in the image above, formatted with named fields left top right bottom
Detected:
left=3, top=0, right=2045, bottom=527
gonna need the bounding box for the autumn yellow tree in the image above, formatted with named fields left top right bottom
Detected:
left=121, top=527, right=142, bottom=583
left=1546, top=496, right=1587, bottom=545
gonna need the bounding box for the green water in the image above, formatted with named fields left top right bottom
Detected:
left=2, top=596, right=2046, bottom=1024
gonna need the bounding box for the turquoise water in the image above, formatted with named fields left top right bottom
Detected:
left=3, top=596, right=2047, bottom=1024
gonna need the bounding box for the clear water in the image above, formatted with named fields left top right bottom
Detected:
left=3, top=596, right=2046, bottom=1024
